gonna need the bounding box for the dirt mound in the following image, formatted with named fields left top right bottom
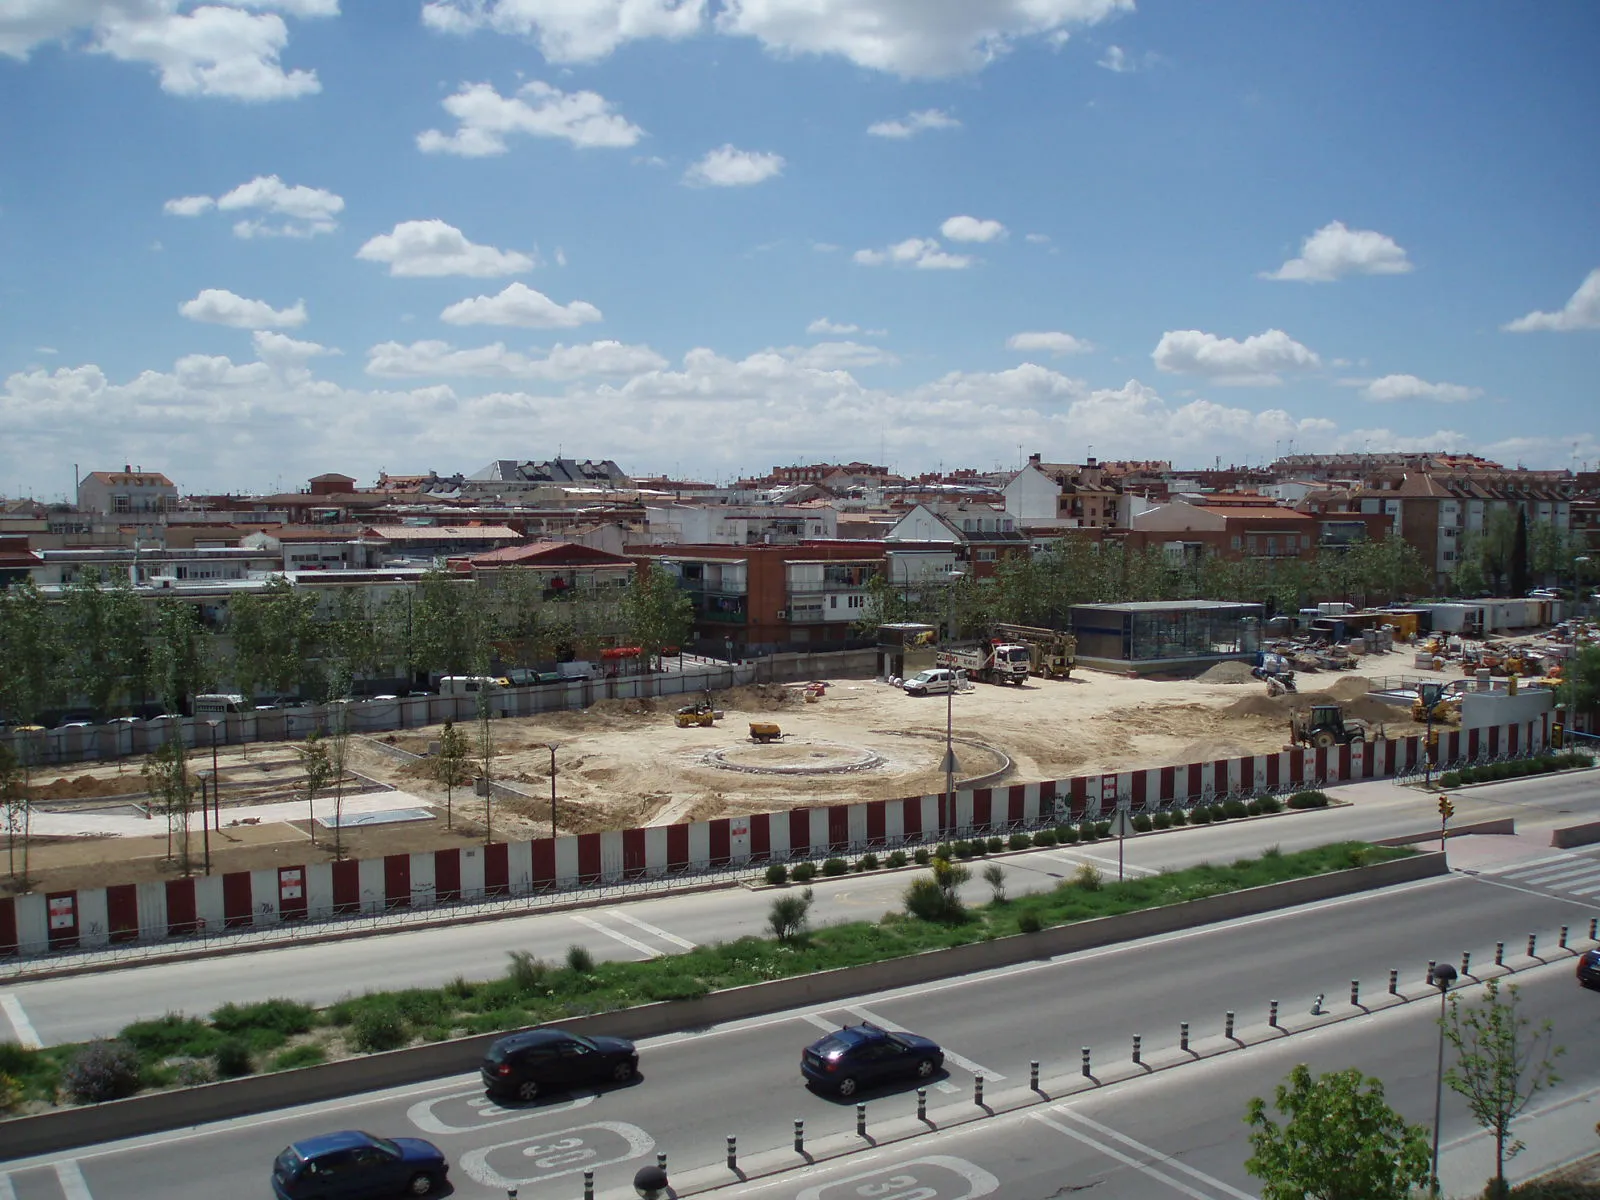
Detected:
left=587, top=697, right=658, bottom=717
left=714, top=683, right=798, bottom=713
left=1197, top=661, right=1256, bottom=684
left=1325, top=675, right=1373, bottom=702
left=1224, top=693, right=1295, bottom=718
left=1223, top=690, right=1409, bottom=728
left=27, top=775, right=135, bottom=800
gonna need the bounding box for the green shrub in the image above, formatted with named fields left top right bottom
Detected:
left=1132, top=813, right=1153, bottom=833
left=986, top=837, right=1005, bottom=854
left=1288, top=790, right=1330, bottom=809
left=506, top=951, right=548, bottom=992
left=1152, top=811, right=1173, bottom=830
left=791, top=861, right=817, bottom=883
left=1079, top=821, right=1099, bottom=842
left=952, top=840, right=974, bottom=858
left=1008, top=832, right=1032, bottom=850
left=1070, top=862, right=1104, bottom=891
left=859, top=853, right=880, bottom=871
left=270, top=1044, right=327, bottom=1071
left=1031, top=828, right=1057, bottom=847
left=1169, top=807, right=1188, bottom=826
left=764, top=862, right=789, bottom=885
left=912, top=847, right=929, bottom=865
left=1209, top=803, right=1230, bottom=821
left=1256, top=795, right=1282, bottom=814
left=213, top=1038, right=254, bottom=1079
left=1018, top=911, right=1043, bottom=934
left=1095, top=821, right=1111, bottom=838
left=768, top=887, right=815, bottom=943
left=350, top=1007, right=408, bottom=1054
left=1190, top=806, right=1214, bottom=824
left=566, top=943, right=596, bottom=973
left=822, top=857, right=850, bottom=876
left=903, top=876, right=965, bottom=923
left=934, top=843, right=953, bottom=860
left=1223, top=800, right=1249, bottom=819
left=1245, top=799, right=1263, bottom=816
left=62, top=1040, right=142, bottom=1104
left=0, top=1072, right=23, bottom=1114
left=210, top=998, right=316, bottom=1039
left=886, top=849, right=908, bottom=868
left=119, top=1014, right=219, bottom=1059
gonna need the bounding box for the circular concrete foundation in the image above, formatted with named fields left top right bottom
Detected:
left=703, top=740, right=886, bottom=776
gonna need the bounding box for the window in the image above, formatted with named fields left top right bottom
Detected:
left=977, top=549, right=997, bottom=562
left=848, top=594, right=865, bottom=609
left=1231, top=535, right=1242, bottom=550
left=829, top=595, right=838, bottom=609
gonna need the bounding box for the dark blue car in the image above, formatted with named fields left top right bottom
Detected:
left=801, top=1022, right=944, bottom=1097
left=1578, top=948, right=1600, bottom=988
left=272, top=1130, right=448, bottom=1198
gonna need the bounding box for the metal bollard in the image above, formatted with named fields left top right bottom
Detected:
left=1180, top=1022, right=1190, bottom=1052
left=1528, top=933, right=1538, bottom=958
left=1462, top=951, right=1471, bottom=977
left=1225, top=1011, right=1235, bottom=1040
left=1350, top=980, right=1360, bottom=1007
left=1426, top=958, right=1436, bottom=982
left=917, top=1087, right=928, bottom=1121
left=1131, top=1036, right=1141, bottom=1065
left=1269, top=1000, right=1279, bottom=1027
left=1081, top=1047, right=1092, bottom=1077
left=584, top=1169, right=595, bottom=1199
left=1030, top=1061, right=1040, bottom=1091
left=794, top=1119, right=804, bottom=1154
left=1312, top=993, right=1324, bottom=1016
left=974, top=1077, right=985, bottom=1106
left=1388, top=969, right=1398, bottom=995
left=1495, top=942, right=1505, bottom=966
left=1591, top=917, right=1597, bottom=941
left=857, top=1102, right=867, bottom=1136
left=1561, top=925, right=1570, bottom=949
left=727, top=1136, right=737, bottom=1170
left=657, top=1152, right=667, bottom=1176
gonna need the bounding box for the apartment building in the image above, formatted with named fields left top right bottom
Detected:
left=76, top=467, right=178, bottom=515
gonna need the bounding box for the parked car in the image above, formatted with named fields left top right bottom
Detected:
left=481, top=1028, right=639, bottom=1101
left=800, top=1022, right=944, bottom=1097
left=271, top=1130, right=447, bottom=1198
left=1577, top=948, right=1600, bottom=988
left=902, top=668, right=961, bottom=697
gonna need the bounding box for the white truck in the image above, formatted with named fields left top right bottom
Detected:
left=936, top=639, right=1031, bottom=686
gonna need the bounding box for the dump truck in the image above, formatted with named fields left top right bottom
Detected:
left=937, top=638, right=1030, bottom=685
left=992, top=623, right=1077, bottom=680
left=1289, top=703, right=1375, bottom=749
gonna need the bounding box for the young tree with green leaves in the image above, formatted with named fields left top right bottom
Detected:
left=1559, top=645, right=1600, bottom=723
left=412, top=569, right=488, bottom=678
left=60, top=568, right=145, bottom=718
left=148, top=598, right=215, bottom=716
left=0, top=578, right=61, bottom=726
left=0, top=742, right=30, bottom=886
left=1443, top=979, right=1564, bottom=1197
left=477, top=690, right=496, bottom=843
left=296, top=730, right=334, bottom=848
left=431, top=719, right=473, bottom=830
left=1510, top=506, right=1531, bottom=598
left=320, top=590, right=380, bottom=703
left=325, top=690, right=353, bottom=860
left=620, top=561, right=694, bottom=672
left=141, top=734, right=194, bottom=874
left=1244, top=1063, right=1431, bottom=1200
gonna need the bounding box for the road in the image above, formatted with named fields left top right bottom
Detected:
left=2, top=869, right=1595, bottom=1198
left=1, top=770, right=1596, bottom=1047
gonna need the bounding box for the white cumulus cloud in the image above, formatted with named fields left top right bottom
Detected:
left=366, top=338, right=666, bottom=380
left=417, top=79, right=643, bottom=156
left=854, top=237, right=972, bottom=270
left=421, top=0, right=704, bottom=63
left=1354, top=374, right=1482, bottom=404
left=1151, top=328, right=1320, bottom=385
left=1502, top=268, right=1600, bottom=333
left=684, top=145, right=786, bottom=187
left=941, top=215, right=1006, bottom=243
left=162, top=173, right=343, bottom=237
left=440, top=282, right=603, bottom=329
left=179, top=288, right=306, bottom=329
left=356, top=220, right=535, bottom=278
left=0, top=2, right=332, bottom=100
left=1007, top=331, right=1093, bottom=356
left=1263, top=220, right=1413, bottom=283
left=867, top=107, right=960, bottom=138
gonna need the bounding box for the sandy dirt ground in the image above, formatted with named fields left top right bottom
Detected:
left=1, top=646, right=1467, bottom=897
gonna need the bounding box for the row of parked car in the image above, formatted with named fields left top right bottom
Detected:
left=271, top=1021, right=945, bottom=1197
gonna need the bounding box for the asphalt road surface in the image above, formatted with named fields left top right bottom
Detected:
left=2, top=770, right=1596, bottom=1048
left=2, top=871, right=1595, bottom=1199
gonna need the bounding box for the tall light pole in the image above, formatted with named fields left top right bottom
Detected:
left=199, top=771, right=211, bottom=876
left=206, top=719, right=221, bottom=834
left=544, top=742, right=558, bottom=839
left=942, top=570, right=964, bottom=838
left=1429, top=960, right=1459, bottom=1195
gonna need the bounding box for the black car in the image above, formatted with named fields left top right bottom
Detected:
left=482, top=1029, right=639, bottom=1101
left=271, top=1130, right=447, bottom=1198
left=1577, top=949, right=1600, bottom=988
left=801, top=1023, right=944, bottom=1097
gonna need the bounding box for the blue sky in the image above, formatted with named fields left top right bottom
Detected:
left=1, top=1, right=1597, bottom=499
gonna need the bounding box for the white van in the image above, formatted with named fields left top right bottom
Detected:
left=193, top=694, right=247, bottom=716
left=438, top=676, right=502, bottom=696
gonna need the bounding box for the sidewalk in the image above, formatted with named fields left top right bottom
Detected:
left=24, top=790, right=427, bottom=838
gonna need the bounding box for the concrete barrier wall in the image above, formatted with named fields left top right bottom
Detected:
left=1552, top=822, right=1600, bottom=849
left=0, top=851, right=1446, bottom=1160
left=0, top=722, right=1531, bottom=960
left=1377, top=818, right=1516, bottom=846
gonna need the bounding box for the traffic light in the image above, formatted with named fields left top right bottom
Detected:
left=1438, top=796, right=1455, bottom=821
left=1427, top=730, right=1440, bottom=748
left=1552, top=723, right=1565, bottom=749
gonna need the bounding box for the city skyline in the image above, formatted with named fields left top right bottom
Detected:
left=2, top=2, right=1597, bottom=499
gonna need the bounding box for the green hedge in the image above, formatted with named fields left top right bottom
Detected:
left=1452, top=753, right=1593, bottom=786
left=1288, top=791, right=1330, bottom=809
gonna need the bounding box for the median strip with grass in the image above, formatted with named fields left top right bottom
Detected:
left=0, top=840, right=1413, bottom=1118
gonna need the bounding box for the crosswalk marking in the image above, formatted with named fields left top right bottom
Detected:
left=605, top=908, right=697, bottom=950
left=1483, top=851, right=1600, bottom=904
left=55, top=1161, right=94, bottom=1200
left=569, top=913, right=659, bottom=959
left=0, top=995, right=40, bottom=1049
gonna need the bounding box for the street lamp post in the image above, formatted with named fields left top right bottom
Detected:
left=942, top=570, right=965, bottom=838
left=205, top=719, right=222, bottom=834
left=544, top=743, right=558, bottom=839
left=199, top=772, right=212, bottom=875
left=1429, top=960, right=1459, bottom=1194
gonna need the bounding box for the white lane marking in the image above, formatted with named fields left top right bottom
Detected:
left=1058, top=1108, right=1257, bottom=1200
left=1030, top=1112, right=1231, bottom=1200
left=569, top=913, right=659, bottom=959
left=0, top=994, right=42, bottom=1049
left=1506, top=863, right=1600, bottom=885
left=1567, top=882, right=1600, bottom=896
left=1490, top=853, right=1576, bottom=876
left=0, top=1172, right=14, bottom=1200
left=1465, top=873, right=1598, bottom=904
left=55, top=1160, right=94, bottom=1200
left=934, top=1080, right=960, bottom=1093
left=605, top=908, right=697, bottom=950
left=1047, top=850, right=1159, bottom=878
left=845, top=1004, right=1006, bottom=1081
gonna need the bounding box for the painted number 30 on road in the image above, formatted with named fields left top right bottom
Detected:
left=796, top=1157, right=999, bottom=1200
